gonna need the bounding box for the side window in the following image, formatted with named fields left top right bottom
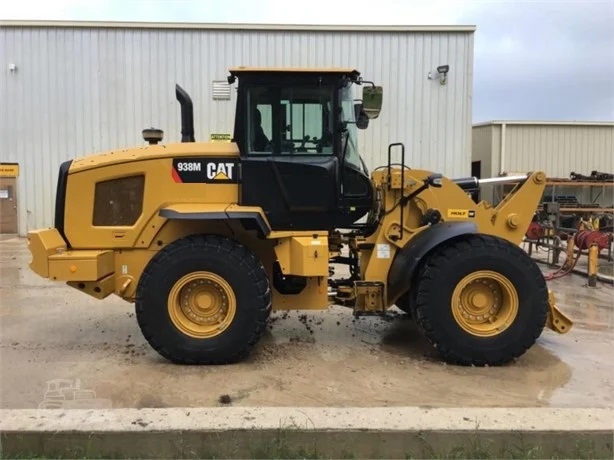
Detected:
left=286, top=103, right=326, bottom=152
left=246, top=85, right=333, bottom=155
left=280, top=88, right=333, bottom=155
left=247, top=87, right=273, bottom=155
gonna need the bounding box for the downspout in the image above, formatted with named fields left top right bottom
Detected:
left=499, top=122, right=506, bottom=175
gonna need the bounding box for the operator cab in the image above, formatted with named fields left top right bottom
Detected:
left=227, top=67, right=382, bottom=231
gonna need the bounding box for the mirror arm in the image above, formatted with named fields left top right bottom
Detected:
left=358, top=78, right=376, bottom=88
left=357, top=75, right=376, bottom=88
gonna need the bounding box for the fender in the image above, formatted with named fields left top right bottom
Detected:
left=387, top=221, right=477, bottom=303
left=158, top=204, right=271, bottom=237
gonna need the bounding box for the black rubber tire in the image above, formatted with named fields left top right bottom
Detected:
left=135, top=234, right=271, bottom=365
left=412, top=234, right=548, bottom=366
left=395, top=291, right=414, bottom=317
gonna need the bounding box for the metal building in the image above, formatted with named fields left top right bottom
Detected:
left=472, top=120, right=614, bottom=207
left=1, top=20, right=475, bottom=236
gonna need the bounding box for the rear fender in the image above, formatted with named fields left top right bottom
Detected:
left=387, top=221, right=477, bottom=303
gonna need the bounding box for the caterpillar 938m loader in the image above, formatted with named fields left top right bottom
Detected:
left=27, top=67, right=573, bottom=366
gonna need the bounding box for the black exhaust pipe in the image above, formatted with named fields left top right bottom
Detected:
left=175, top=84, right=195, bottom=142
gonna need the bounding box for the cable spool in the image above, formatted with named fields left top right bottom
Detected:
left=525, top=221, right=544, bottom=240
left=573, top=230, right=611, bottom=251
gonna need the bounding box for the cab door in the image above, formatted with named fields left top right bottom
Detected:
left=239, top=86, right=340, bottom=231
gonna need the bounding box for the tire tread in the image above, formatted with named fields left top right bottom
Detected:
left=135, top=234, right=271, bottom=365
left=412, top=234, right=548, bottom=366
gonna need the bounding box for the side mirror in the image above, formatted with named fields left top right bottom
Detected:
left=427, top=173, right=443, bottom=188
left=354, top=102, right=362, bottom=119
left=356, top=112, right=369, bottom=129
left=354, top=103, right=370, bottom=129
left=361, top=85, right=383, bottom=119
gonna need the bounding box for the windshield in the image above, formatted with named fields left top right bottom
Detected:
left=340, top=84, right=364, bottom=171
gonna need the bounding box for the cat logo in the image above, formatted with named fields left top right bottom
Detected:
left=172, top=158, right=239, bottom=183
left=447, top=209, right=475, bottom=219
left=206, top=162, right=234, bottom=180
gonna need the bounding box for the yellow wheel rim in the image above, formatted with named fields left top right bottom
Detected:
left=451, top=270, right=519, bottom=337
left=167, top=271, right=236, bottom=339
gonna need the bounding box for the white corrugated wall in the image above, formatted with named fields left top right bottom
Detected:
left=473, top=122, right=614, bottom=178
left=472, top=122, right=614, bottom=207
left=500, top=124, right=614, bottom=178
left=0, top=23, right=474, bottom=235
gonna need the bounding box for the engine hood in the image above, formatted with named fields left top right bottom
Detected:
left=69, top=141, right=240, bottom=173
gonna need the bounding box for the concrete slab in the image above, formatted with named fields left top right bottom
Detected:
left=1, top=237, right=613, bottom=411
left=1, top=407, right=613, bottom=458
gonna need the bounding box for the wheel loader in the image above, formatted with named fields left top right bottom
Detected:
left=27, top=67, right=573, bottom=366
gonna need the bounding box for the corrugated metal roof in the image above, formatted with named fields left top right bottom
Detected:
left=0, top=19, right=476, bottom=33
left=473, top=120, right=614, bottom=127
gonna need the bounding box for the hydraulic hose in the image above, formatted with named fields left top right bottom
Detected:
left=543, top=231, right=590, bottom=281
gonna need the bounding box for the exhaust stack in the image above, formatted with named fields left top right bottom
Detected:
left=175, top=84, right=195, bottom=142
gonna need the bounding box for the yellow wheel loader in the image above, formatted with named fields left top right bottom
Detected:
left=27, top=67, right=572, bottom=366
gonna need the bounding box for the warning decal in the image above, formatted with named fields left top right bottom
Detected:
left=172, top=158, right=239, bottom=183
left=210, top=133, right=232, bottom=143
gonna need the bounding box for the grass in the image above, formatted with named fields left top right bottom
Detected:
left=1, top=437, right=612, bottom=459
left=1, top=429, right=609, bottom=459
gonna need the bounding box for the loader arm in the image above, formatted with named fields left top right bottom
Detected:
left=473, top=171, right=548, bottom=245
left=357, top=169, right=548, bottom=305
left=350, top=167, right=571, bottom=337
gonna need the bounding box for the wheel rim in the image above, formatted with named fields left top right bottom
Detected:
left=451, top=270, right=519, bottom=337
left=167, top=272, right=236, bottom=339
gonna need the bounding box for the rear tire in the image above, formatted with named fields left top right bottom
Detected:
left=135, top=234, right=271, bottom=364
left=413, top=234, right=548, bottom=366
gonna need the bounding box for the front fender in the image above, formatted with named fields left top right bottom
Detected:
left=387, top=221, right=477, bottom=303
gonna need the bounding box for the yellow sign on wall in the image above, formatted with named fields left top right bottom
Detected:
left=0, top=163, right=19, bottom=177
left=210, top=133, right=232, bottom=143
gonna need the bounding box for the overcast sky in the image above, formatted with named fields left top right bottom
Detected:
left=2, top=0, right=613, bottom=122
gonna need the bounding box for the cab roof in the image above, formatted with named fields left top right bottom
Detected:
left=227, top=66, right=361, bottom=84
left=228, top=66, right=359, bottom=74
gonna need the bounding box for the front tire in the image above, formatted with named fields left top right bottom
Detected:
left=413, top=234, right=548, bottom=366
left=135, top=234, right=271, bottom=364
left=395, top=291, right=414, bottom=317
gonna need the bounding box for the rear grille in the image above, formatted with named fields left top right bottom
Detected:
left=93, top=175, right=145, bottom=226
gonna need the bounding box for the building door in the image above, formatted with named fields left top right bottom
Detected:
left=471, top=161, right=481, bottom=179
left=0, top=177, right=18, bottom=234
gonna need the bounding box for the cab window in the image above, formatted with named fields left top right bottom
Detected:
left=247, top=86, right=334, bottom=155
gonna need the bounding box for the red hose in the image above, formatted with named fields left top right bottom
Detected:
left=543, top=231, right=590, bottom=281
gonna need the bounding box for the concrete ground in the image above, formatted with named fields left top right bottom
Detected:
left=1, top=235, right=612, bottom=411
